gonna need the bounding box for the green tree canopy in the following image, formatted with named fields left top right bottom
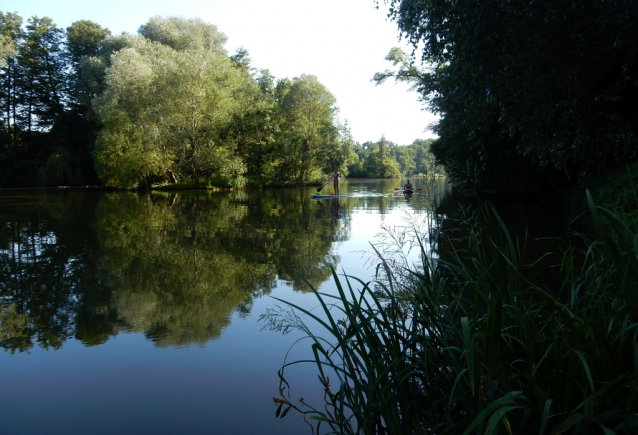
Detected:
left=92, top=23, right=247, bottom=188
left=138, top=16, right=227, bottom=53
left=363, top=137, right=401, bottom=178
left=0, top=13, right=354, bottom=188
left=376, top=0, right=638, bottom=184
left=66, top=20, right=110, bottom=68
left=278, top=74, right=341, bottom=181
left=17, top=16, right=66, bottom=132
left=0, top=12, right=21, bottom=68
left=0, top=12, right=23, bottom=134
left=65, top=19, right=110, bottom=109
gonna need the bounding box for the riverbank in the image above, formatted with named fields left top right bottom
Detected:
left=266, top=171, right=638, bottom=434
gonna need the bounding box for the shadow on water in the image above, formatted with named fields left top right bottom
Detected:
left=435, top=183, right=573, bottom=291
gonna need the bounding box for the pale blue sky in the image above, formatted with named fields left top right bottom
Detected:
left=3, top=0, right=438, bottom=144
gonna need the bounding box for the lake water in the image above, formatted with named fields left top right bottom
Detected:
left=0, top=178, right=448, bottom=435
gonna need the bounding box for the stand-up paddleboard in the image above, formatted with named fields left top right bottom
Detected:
left=311, top=193, right=348, bottom=198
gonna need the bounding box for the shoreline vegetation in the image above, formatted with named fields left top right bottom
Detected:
left=3, top=1, right=638, bottom=433
left=262, top=176, right=638, bottom=434
left=0, top=13, right=441, bottom=190
left=0, top=173, right=446, bottom=192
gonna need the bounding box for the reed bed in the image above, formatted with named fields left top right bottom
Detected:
left=260, top=191, right=638, bottom=434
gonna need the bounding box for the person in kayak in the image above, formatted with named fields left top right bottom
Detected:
left=331, top=170, right=342, bottom=195
left=404, top=180, right=413, bottom=191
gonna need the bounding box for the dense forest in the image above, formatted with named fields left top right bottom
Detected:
left=374, top=0, right=638, bottom=191
left=3, top=0, right=637, bottom=192
left=0, top=13, right=439, bottom=189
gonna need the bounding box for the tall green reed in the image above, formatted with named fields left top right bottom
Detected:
left=261, top=191, right=638, bottom=434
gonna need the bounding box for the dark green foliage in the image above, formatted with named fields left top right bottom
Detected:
left=0, top=11, right=433, bottom=188
left=65, top=20, right=110, bottom=109
left=0, top=12, right=22, bottom=138
left=0, top=12, right=361, bottom=188
left=0, top=13, right=104, bottom=186
left=17, top=16, right=66, bottom=131
left=362, top=136, right=401, bottom=178
left=348, top=137, right=402, bottom=178
left=348, top=137, right=440, bottom=177
left=376, top=0, right=638, bottom=185
left=66, top=20, right=110, bottom=69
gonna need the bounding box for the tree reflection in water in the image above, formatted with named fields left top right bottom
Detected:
left=0, top=188, right=348, bottom=352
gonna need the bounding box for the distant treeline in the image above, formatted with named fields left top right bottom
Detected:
left=0, top=13, right=439, bottom=188
left=348, top=137, right=440, bottom=178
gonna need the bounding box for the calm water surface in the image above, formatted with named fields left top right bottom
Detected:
left=0, top=179, right=448, bottom=435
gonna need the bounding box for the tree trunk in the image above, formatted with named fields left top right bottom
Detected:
left=168, top=169, right=178, bottom=184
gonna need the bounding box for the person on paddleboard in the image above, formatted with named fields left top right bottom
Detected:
left=404, top=180, right=413, bottom=191
left=331, top=170, right=342, bottom=195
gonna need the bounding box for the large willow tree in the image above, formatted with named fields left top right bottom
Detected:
left=1, top=13, right=353, bottom=188
left=278, top=74, right=344, bottom=182
left=93, top=17, right=247, bottom=188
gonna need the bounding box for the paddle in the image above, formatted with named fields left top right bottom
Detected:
left=317, top=180, right=331, bottom=192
